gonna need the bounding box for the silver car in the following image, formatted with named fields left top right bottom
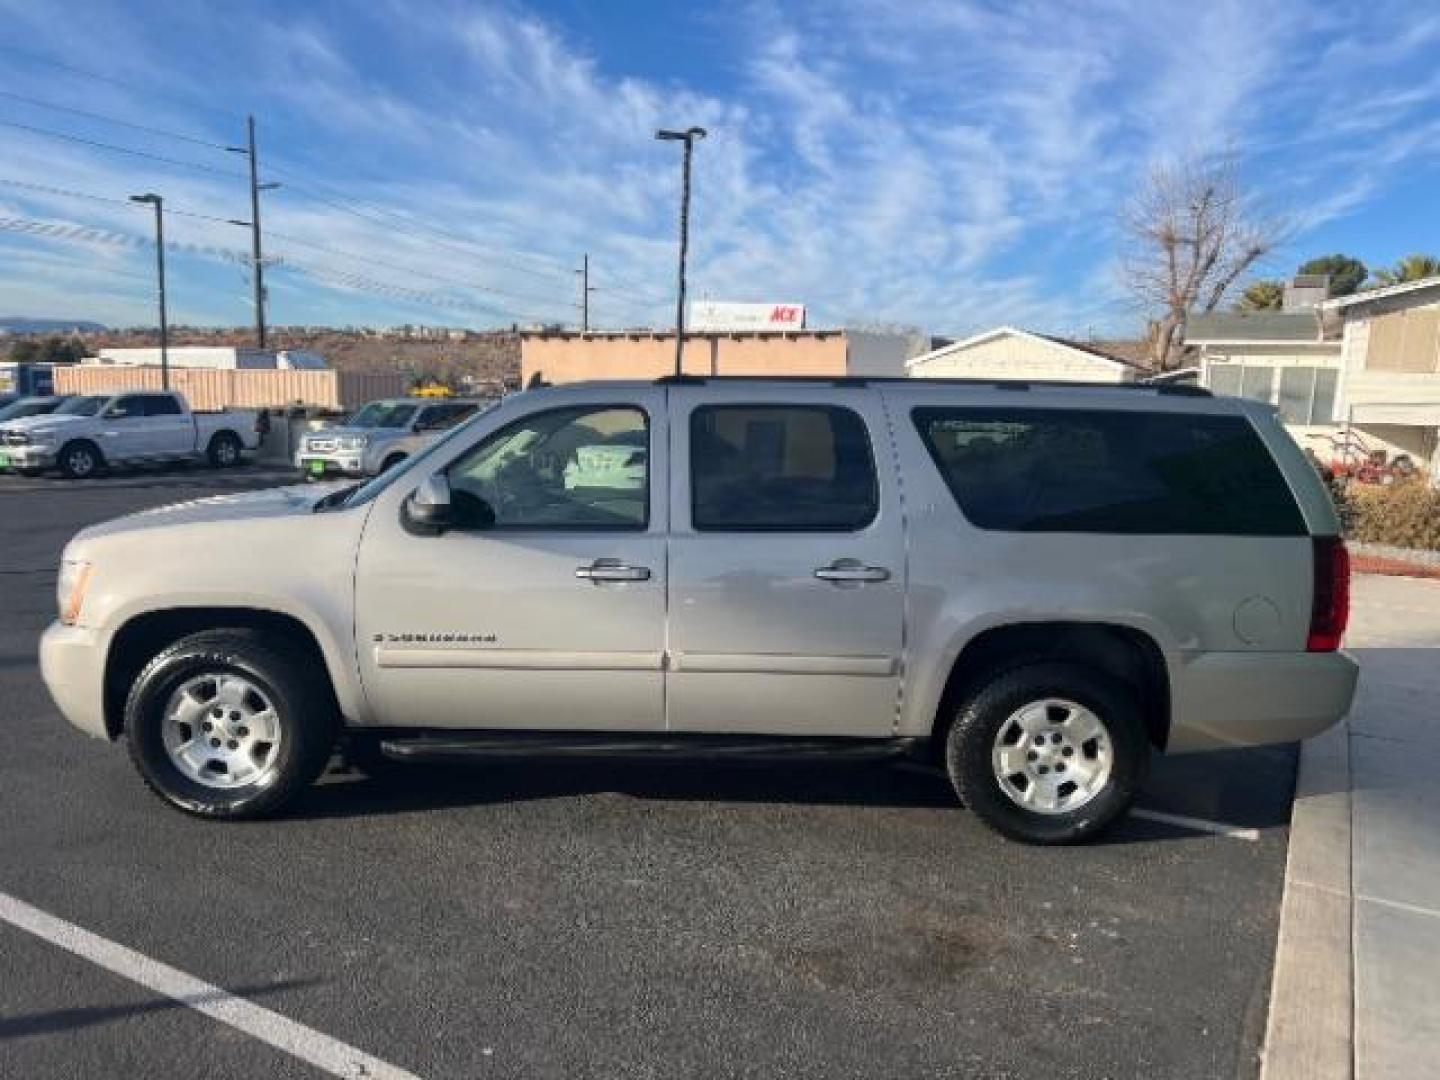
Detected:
left=295, top=397, right=487, bottom=479
left=41, top=376, right=1357, bottom=843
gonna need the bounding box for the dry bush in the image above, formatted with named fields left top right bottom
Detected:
left=1344, top=480, right=1440, bottom=550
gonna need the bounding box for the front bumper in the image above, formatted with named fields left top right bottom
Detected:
left=0, top=443, right=56, bottom=470
left=40, top=620, right=109, bottom=740
left=1167, top=649, right=1360, bottom=752
left=295, top=450, right=366, bottom=478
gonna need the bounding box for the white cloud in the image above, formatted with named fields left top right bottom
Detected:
left=0, top=0, right=1435, bottom=335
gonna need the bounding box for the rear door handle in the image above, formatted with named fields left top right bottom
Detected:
left=814, top=561, right=890, bottom=583
left=576, top=559, right=651, bottom=583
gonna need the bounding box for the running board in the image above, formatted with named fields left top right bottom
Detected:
left=377, top=731, right=922, bottom=764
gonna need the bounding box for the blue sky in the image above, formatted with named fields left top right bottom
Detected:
left=0, top=0, right=1436, bottom=337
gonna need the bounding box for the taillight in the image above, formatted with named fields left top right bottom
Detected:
left=1307, top=537, right=1350, bottom=652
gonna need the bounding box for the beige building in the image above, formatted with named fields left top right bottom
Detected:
left=906, top=327, right=1142, bottom=383
left=520, top=328, right=926, bottom=385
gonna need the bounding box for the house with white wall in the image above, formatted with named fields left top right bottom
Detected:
left=1187, top=274, right=1440, bottom=474
left=906, top=327, right=1142, bottom=383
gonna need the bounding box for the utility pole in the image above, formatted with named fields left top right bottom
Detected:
left=655, top=126, right=706, bottom=375
left=129, top=193, right=169, bottom=389
left=228, top=116, right=279, bottom=348
left=576, top=253, right=595, bottom=332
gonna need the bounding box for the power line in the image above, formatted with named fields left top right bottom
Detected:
left=0, top=89, right=231, bottom=151
left=0, top=119, right=245, bottom=179
left=0, top=213, right=566, bottom=326
left=267, top=174, right=576, bottom=284
left=265, top=227, right=576, bottom=310
left=0, top=177, right=245, bottom=225
left=0, top=44, right=238, bottom=123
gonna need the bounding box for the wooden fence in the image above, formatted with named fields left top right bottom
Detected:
left=54, top=366, right=410, bottom=411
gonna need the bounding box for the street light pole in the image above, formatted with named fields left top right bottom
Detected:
left=130, top=193, right=169, bottom=389
left=655, top=126, right=706, bottom=376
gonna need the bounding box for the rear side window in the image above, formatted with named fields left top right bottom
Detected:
left=912, top=407, right=1305, bottom=536
left=142, top=395, right=182, bottom=416
left=691, top=404, right=878, bottom=531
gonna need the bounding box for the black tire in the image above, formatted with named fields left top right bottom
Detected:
left=58, top=440, right=103, bottom=480
left=123, top=629, right=337, bottom=819
left=207, top=431, right=243, bottom=469
left=944, top=662, right=1149, bottom=844
left=379, top=453, right=407, bottom=473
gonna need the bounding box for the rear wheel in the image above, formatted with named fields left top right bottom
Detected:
left=207, top=431, right=242, bottom=468
left=58, top=440, right=102, bottom=479
left=124, top=630, right=337, bottom=819
left=944, top=662, right=1149, bottom=844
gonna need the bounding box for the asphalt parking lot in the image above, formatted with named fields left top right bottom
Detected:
left=0, top=464, right=1298, bottom=1079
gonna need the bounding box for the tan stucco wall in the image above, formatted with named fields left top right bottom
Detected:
left=521, top=333, right=849, bottom=384
left=910, top=334, right=1131, bottom=383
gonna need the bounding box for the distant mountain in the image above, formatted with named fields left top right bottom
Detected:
left=0, top=317, right=107, bottom=334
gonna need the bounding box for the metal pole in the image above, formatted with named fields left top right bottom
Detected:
left=246, top=114, right=267, bottom=348
left=674, top=136, right=694, bottom=376
left=153, top=198, right=169, bottom=390
left=581, top=253, right=589, bottom=333
left=656, top=126, right=706, bottom=376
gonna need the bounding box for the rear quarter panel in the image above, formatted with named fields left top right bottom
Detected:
left=878, top=386, right=1316, bottom=737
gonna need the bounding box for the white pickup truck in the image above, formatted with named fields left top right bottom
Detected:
left=0, top=390, right=260, bottom=478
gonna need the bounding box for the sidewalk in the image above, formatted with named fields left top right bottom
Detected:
left=1264, top=574, right=1440, bottom=1079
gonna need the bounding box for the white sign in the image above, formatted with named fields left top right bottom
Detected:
left=690, top=301, right=806, bottom=331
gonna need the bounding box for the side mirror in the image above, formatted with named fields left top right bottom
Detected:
left=401, top=473, right=453, bottom=536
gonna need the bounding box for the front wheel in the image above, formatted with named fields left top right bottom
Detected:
left=944, top=663, right=1149, bottom=844
left=58, top=440, right=103, bottom=479
left=124, top=630, right=337, bottom=819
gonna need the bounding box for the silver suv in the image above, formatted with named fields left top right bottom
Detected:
left=41, top=377, right=1357, bottom=843
left=296, top=397, right=486, bottom=479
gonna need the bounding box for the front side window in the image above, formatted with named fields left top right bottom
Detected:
left=447, top=405, right=648, bottom=529
left=107, top=395, right=142, bottom=419
left=690, top=404, right=878, bottom=531
left=913, top=407, right=1306, bottom=536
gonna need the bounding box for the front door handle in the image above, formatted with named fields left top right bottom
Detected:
left=576, top=559, right=651, bottom=583
left=814, top=560, right=891, bottom=584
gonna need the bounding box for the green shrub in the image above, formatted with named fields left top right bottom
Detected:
left=1344, top=480, right=1440, bottom=551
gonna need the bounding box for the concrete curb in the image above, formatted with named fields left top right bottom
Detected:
left=1260, top=720, right=1353, bottom=1080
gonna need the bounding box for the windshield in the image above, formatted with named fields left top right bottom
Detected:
left=346, top=401, right=418, bottom=429
left=0, top=397, right=60, bottom=421
left=51, top=396, right=107, bottom=417
left=328, top=399, right=500, bottom=511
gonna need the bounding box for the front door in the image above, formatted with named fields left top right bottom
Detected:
left=665, top=387, right=906, bottom=736
left=354, top=390, right=667, bottom=730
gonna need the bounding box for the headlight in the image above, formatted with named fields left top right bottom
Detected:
left=57, top=559, right=93, bottom=626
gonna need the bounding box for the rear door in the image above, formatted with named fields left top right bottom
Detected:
left=666, top=385, right=906, bottom=736
left=141, top=393, right=194, bottom=456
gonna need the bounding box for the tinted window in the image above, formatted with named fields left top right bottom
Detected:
left=691, top=405, right=878, bottom=531
left=448, top=405, right=648, bottom=529
left=142, top=394, right=182, bottom=416
left=107, top=396, right=142, bottom=418
left=913, top=407, right=1305, bottom=536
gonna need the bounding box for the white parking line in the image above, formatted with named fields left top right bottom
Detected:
left=1129, top=808, right=1260, bottom=841
left=0, top=890, right=422, bottom=1080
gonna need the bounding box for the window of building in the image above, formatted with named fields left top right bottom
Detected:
left=691, top=404, right=878, bottom=531
left=912, top=407, right=1306, bottom=536
left=1239, top=365, right=1275, bottom=403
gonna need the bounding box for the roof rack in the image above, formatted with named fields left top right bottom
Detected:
left=651, top=374, right=1211, bottom=397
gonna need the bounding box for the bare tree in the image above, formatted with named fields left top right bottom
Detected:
left=1122, top=153, right=1281, bottom=370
